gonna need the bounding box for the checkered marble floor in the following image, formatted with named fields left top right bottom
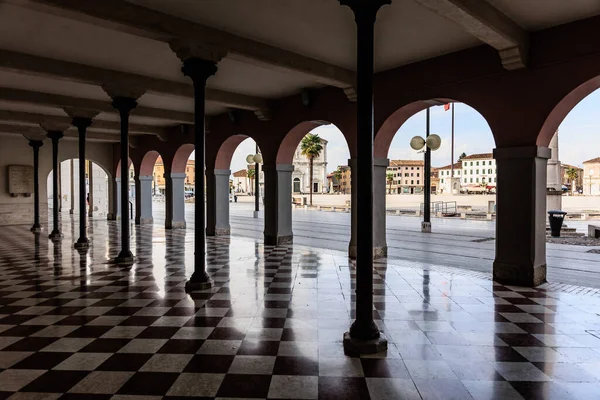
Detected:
left=0, top=219, right=599, bottom=400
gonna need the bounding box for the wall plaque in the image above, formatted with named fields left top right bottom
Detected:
left=8, top=165, right=34, bottom=197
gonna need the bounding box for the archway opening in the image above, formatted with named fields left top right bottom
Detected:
left=220, top=135, right=263, bottom=231
left=273, top=121, right=351, bottom=247
left=46, top=159, right=111, bottom=221
left=375, top=100, right=498, bottom=269
left=540, top=83, right=600, bottom=259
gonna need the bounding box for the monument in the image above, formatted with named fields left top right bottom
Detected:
left=546, top=131, right=563, bottom=212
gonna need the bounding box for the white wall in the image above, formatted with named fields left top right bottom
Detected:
left=0, top=134, right=114, bottom=226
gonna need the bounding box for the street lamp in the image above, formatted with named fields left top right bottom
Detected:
left=410, top=107, right=442, bottom=233
left=246, top=148, right=263, bottom=218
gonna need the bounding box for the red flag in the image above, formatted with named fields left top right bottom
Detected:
left=444, top=103, right=451, bottom=111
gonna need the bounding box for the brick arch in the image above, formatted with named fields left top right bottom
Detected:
left=537, top=76, right=600, bottom=147
left=171, top=144, right=195, bottom=174
left=276, top=120, right=350, bottom=165
left=115, top=158, right=133, bottom=178
left=214, top=135, right=262, bottom=170
left=374, top=98, right=495, bottom=159
left=138, top=150, right=162, bottom=177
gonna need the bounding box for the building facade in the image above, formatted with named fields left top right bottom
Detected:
left=386, top=160, right=424, bottom=194
left=583, top=157, right=600, bottom=196
left=460, top=153, right=497, bottom=187
left=561, top=163, right=584, bottom=189
left=291, top=138, right=328, bottom=194
left=437, top=161, right=462, bottom=194
left=153, top=157, right=195, bottom=195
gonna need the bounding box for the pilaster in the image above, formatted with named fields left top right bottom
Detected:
left=493, top=146, right=550, bottom=287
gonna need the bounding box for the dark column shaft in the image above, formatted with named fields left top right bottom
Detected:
left=181, top=58, right=217, bottom=287
left=74, top=118, right=92, bottom=247
left=30, top=141, right=43, bottom=232
left=194, top=81, right=206, bottom=269
left=424, top=107, right=431, bottom=223
left=341, top=0, right=389, bottom=341
left=255, top=144, right=260, bottom=213
left=110, top=97, right=137, bottom=263
left=47, top=131, right=63, bottom=239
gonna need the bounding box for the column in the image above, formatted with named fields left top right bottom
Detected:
left=47, top=131, right=64, bottom=240
left=493, top=146, right=550, bottom=287
left=69, top=159, right=75, bottom=214
left=339, top=0, right=390, bottom=355
left=171, top=41, right=225, bottom=291
left=88, top=161, right=94, bottom=217
left=165, top=172, right=186, bottom=229
left=29, top=140, right=44, bottom=233
left=206, top=169, right=231, bottom=236
left=348, top=157, right=388, bottom=259
left=72, top=116, right=94, bottom=250
left=115, top=178, right=122, bottom=217
left=107, top=178, right=117, bottom=220
left=57, top=161, right=62, bottom=213
left=104, top=86, right=144, bottom=265
left=263, top=164, right=294, bottom=245
left=135, top=175, right=154, bottom=224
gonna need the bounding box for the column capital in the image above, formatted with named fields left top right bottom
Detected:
left=46, top=130, right=64, bottom=141
left=71, top=116, right=94, bottom=130
left=110, top=96, right=139, bottom=114
left=181, top=57, right=219, bottom=85
left=170, top=40, right=227, bottom=64
left=28, top=139, right=44, bottom=149
left=64, top=108, right=100, bottom=121
left=102, top=84, right=145, bottom=102
left=41, top=120, right=69, bottom=133
left=339, top=0, right=391, bottom=22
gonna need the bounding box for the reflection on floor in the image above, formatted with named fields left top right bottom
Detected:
left=0, top=220, right=599, bottom=399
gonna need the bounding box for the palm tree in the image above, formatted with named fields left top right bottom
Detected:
left=333, top=169, right=343, bottom=193
left=458, top=152, right=467, bottom=161
left=387, top=173, right=394, bottom=194
left=247, top=168, right=255, bottom=195
left=300, top=134, right=324, bottom=205
left=566, top=167, right=579, bottom=195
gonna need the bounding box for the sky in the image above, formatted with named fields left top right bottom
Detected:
left=200, top=89, right=599, bottom=175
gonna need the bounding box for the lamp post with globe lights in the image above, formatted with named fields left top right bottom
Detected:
left=410, top=107, right=442, bottom=233
left=246, top=146, right=262, bottom=218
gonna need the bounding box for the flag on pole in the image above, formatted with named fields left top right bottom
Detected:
left=444, top=103, right=451, bottom=111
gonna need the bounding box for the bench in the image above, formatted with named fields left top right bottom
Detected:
left=589, top=225, right=600, bottom=239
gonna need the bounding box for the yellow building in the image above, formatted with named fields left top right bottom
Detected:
left=153, top=157, right=196, bottom=194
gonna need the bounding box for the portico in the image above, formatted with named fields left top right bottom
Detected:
left=0, top=0, right=599, bottom=396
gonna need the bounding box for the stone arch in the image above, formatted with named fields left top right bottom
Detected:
left=374, top=98, right=495, bottom=159
left=172, top=144, right=195, bottom=174
left=138, top=150, right=162, bottom=177
left=214, top=134, right=263, bottom=170
left=276, top=120, right=350, bottom=165
left=537, top=75, right=600, bottom=147
left=115, top=158, right=133, bottom=178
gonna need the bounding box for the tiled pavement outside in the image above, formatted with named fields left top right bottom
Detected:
left=0, top=219, right=599, bottom=399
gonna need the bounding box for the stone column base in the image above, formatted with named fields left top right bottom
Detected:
left=421, top=222, right=432, bottom=233
left=264, top=234, right=293, bottom=246
left=48, top=230, right=62, bottom=241
left=343, top=331, right=388, bottom=356
left=493, top=260, right=547, bottom=287
left=74, top=239, right=90, bottom=250
left=348, top=245, right=388, bottom=260
left=185, top=279, right=214, bottom=292
left=166, top=221, right=186, bottom=229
